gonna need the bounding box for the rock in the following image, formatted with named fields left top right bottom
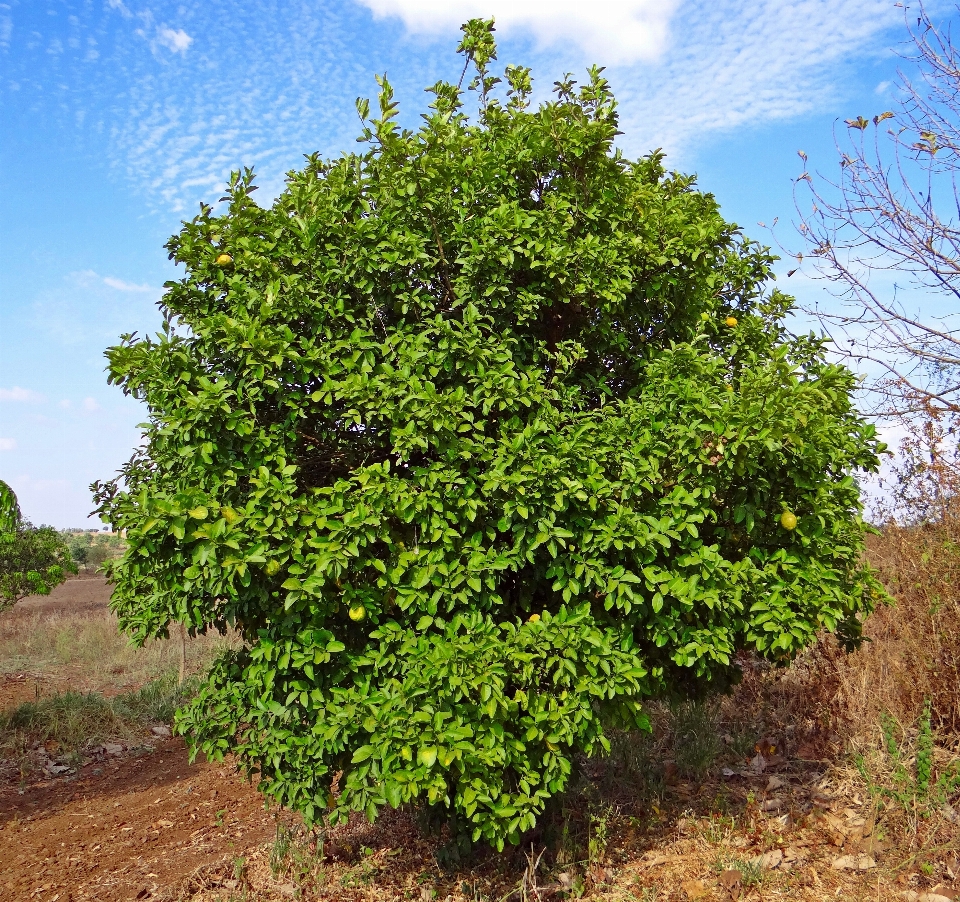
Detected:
left=761, top=797, right=782, bottom=811
left=745, top=753, right=767, bottom=775
left=751, top=849, right=783, bottom=870
left=44, top=764, right=72, bottom=776
left=103, top=742, right=124, bottom=756
left=150, top=725, right=172, bottom=738
left=831, top=854, right=876, bottom=871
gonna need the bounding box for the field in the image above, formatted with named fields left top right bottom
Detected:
left=1, top=565, right=959, bottom=902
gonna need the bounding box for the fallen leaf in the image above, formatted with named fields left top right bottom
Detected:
left=719, top=868, right=742, bottom=899
left=681, top=878, right=708, bottom=900
left=832, top=854, right=876, bottom=871
left=930, top=888, right=958, bottom=901
left=751, top=849, right=783, bottom=870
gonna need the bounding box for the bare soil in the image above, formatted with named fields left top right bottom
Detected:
left=0, top=738, right=273, bottom=902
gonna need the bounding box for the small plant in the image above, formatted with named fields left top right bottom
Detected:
left=670, top=702, right=722, bottom=780
left=718, top=856, right=763, bottom=888
left=269, top=823, right=292, bottom=877
left=587, top=803, right=613, bottom=872
left=269, top=821, right=324, bottom=884
left=856, top=701, right=960, bottom=822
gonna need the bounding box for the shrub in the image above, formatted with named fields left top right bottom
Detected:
left=94, top=21, right=884, bottom=849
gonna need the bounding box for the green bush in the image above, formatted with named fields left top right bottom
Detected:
left=0, top=479, right=75, bottom=611
left=94, top=21, right=884, bottom=849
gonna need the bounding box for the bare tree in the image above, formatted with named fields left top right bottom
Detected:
left=795, top=1, right=960, bottom=419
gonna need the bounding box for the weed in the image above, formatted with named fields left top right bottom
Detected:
left=669, top=701, right=721, bottom=780
left=717, top=856, right=764, bottom=887
left=855, top=701, right=960, bottom=824
left=704, top=814, right=736, bottom=844
left=587, top=803, right=612, bottom=870
left=270, top=823, right=292, bottom=876
left=269, top=821, right=324, bottom=884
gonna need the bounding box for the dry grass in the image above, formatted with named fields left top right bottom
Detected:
left=0, top=590, right=236, bottom=696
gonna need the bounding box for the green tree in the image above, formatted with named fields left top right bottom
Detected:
left=0, top=480, right=75, bottom=611
left=94, top=20, right=885, bottom=849
left=85, top=544, right=110, bottom=571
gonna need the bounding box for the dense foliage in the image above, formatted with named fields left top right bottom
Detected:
left=95, top=21, right=884, bottom=848
left=0, top=480, right=74, bottom=611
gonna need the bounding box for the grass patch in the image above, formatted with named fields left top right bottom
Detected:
left=0, top=670, right=198, bottom=762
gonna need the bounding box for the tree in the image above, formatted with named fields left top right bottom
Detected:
left=70, top=542, right=89, bottom=567
left=0, top=480, right=75, bottom=611
left=795, top=2, right=960, bottom=420
left=94, top=20, right=884, bottom=849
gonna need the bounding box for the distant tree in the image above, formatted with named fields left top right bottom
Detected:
left=0, top=480, right=75, bottom=611
left=70, top=543, right=89, bottom=567
left=96, top=20, right=884, bottom=849
left=85, top=545, right=110, bottom=571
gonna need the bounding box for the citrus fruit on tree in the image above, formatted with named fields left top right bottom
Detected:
left=348, top=604, right=366, bottom=622
left=780, top=511, right=798, bottom=530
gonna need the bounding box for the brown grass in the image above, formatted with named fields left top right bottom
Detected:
left=0, top=578, right=236, bottom=697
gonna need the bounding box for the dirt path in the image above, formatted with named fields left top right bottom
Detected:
left=0, top=739, right=275, bottom=901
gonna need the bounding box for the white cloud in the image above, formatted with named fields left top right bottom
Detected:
left=156, top=26, right=193, bottom=54
left=106, top=0, right=134, bottom=19
left=59, top=400, right=71, bottom=409
left=0, top=438, right=16, bottom=451
left=875, top=80, right=892, bottom=95
left=613, top=0, right=900, bottom=161
left=102, top=275, right=155, bottom=293
left=0, top=386, right=44, bottom=403
left=359, top=0, right=679, bottom=64
left=82, top=397, right=101, bottom=412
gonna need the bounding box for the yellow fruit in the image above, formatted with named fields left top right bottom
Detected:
left=725, top=384, right=734, bottom=392
left=780, top=511, right=798, bottom=530
left=528, top=613, right=540, bottom=622
left=348, top=604, right=367, bottom=622
left=216, top=253, right=233, bottom=265
left=265, top=560, right=280, bottom=576
left=725, top=315, right=738, bottom=327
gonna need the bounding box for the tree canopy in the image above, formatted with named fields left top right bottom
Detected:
left=95, top=20, right=885, bottom=849
left=0, top=480, right=74, bottom=611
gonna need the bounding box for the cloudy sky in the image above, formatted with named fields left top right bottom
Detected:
left=0, top=0, right=916, bottom=526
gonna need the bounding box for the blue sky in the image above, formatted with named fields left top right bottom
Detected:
left=0, top=0, right=917, bottom=527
